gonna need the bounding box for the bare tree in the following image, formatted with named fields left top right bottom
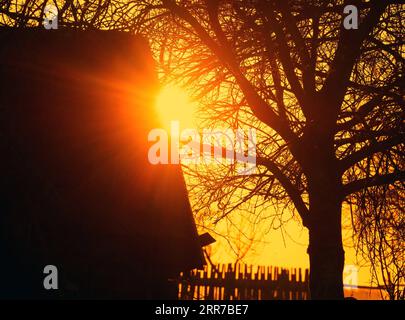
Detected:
left=135, top=0, right=404, bottom=299
left=1, top=0, right=403, bottom=299
left=351, top=184, right=404, bottom=300
left=0, top=0, right=152, bottom=31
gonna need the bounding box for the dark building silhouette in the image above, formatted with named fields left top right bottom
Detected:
left=0, top=29, right=205, bottom=299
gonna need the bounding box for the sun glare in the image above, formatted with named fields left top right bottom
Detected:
left=155, top=85, right=197, bottom=130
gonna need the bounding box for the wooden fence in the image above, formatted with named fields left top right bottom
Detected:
left=176, top=263, right=309, bottom=300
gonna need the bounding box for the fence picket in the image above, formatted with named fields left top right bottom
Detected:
left=176, top=263, right=310, bottom=300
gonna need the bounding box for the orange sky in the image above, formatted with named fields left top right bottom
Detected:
left=155, top=84, right=383, bottom=298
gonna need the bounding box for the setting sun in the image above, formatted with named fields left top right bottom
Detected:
left=155, top=85, right=197, bottom=130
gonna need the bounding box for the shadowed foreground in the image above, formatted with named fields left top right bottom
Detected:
left=0, top=29, right=204, bottom=299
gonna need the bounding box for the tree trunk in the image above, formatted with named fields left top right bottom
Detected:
left=307, top=180, right=345, bottom=299
left=299, top=121, right=345, bottom=299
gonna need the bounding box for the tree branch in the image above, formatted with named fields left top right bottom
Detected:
left=343, top=170, right=405, bottom=196
left=256, top=156, right=309, bottom=226
left=162, top=0, right=299, bottom=146
left=321, top=1, right=388, bottom=111
left=260, top=3, right=307, bottom=112
left=336, top=95, right=384, bottom=132
left=340, top=135, right=404, bottom=171
left=276, top=2, right=314, bottom=93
